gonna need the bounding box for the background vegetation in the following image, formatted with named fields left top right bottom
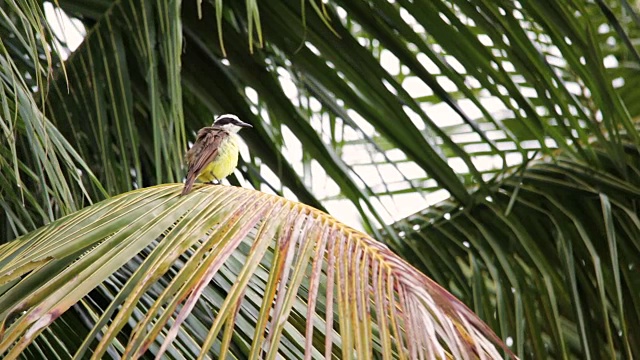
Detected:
left=1, top=0, right=639, bottom=358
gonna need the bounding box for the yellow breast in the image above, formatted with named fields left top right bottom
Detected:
left=197, top=134, right=240, bottom=183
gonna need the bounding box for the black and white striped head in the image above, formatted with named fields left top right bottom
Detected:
left=212, top=114, right=253, bottom=133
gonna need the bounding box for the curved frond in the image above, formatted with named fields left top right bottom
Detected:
left=0, top=185, right=513, bottom=359
left=393, top=140, right=640, bottom=359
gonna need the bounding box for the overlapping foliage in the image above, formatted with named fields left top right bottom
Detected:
left=392, top=144, right=640, bottom=359
left=1, top=0, right=639, bottom=358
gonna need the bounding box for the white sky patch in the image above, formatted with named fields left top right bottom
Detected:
left=390, top=193, right=430, bottom=219
left=346, top=109, right=376, bottom=135
left=546, top=55, right=567, bottom=68
left=519, top=86, right=538, bottom=98
left=501, top=61, right=516, bottom=73
left=305, top=41, right=321, bottom=56
left=417, top=53, right=440, bottom=73
left=603, top=54, right=618, bottom=68
left=310, top=97, right=323, bottom=112
left=373, top=194, right=427, bottom=224
left=451, top=132, right=481, bottom=144
left=456, top=99, right=482, bottom=119
left=381, top=50, right=401, bottom=75
left=402, top=76, right=433, bottom=98
left=564, top=81, right=582, bottom=96
left=445, top=55, right=466, bottom=74
left=488, top=131, right=508, bottom=141
left=379, top=164, right=406, bottom=183
left=465, top=143, right=491, bottom=153
left=479, top=96, right=508, bottom=113
left=341, top=144, right=372, bottom=165
left=477, top=34, right=494, bottom=47
left=399, top=8, right=418, bottom=26
left=281, top=125, right=304, bottom=174
left=385, top=149, right=407, bottom=162
left=436, top=76, right=458, bottom=92
left=282, top=187, right=299, bottom=202
left=447, top=158, right=470, bottom=174
left=238, top=135, right=252, bottom=160
left=258, top=165, right=282, bottom=193
left=382, top=79, right=398, bottom=95
left=612, top=77, right=624, bottom=88
left=598, top=23, right=611, bottom=34
left=310, top=160, right=333, bottom=194
left=423, top=103, right=463, bottom=127
left=245, top=87, right=259, bottom=104
left=403, top=106, right=426, bottom=130
left=472, top=155, right=504, bottom=171
left=341, top=121, right=362, bottom=141
left=396, top=162, right=427, bottom=179
left=256, top=109, right=271, bottom=126
left=324, top=199, right=364, bottom=230
left=353, top=165, right=384, bottom=186
left=44, top=2, right=85, bottom=59
left=278, top=72, right=298, bottom=100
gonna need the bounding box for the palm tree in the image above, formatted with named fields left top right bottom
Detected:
left=1, top=0, right=638, bottom=358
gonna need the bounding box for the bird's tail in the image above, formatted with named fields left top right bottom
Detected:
left=181, top=173, right=196, bottom=196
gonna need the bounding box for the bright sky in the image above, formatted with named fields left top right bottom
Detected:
left=44, top=3, right=84, bottom=55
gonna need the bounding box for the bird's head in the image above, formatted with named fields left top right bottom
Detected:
left=212, top=114, right=253, bottom=133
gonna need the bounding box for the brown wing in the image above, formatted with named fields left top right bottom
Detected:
left=181, top=127, right=229, bottom=196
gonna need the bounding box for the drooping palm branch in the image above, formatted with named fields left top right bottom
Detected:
left=391, top=142, right=640, bottom=359
left=0, top=185, right=515, bottom=359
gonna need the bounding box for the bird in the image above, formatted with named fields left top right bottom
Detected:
left=181, top=114, right=252, bottom=196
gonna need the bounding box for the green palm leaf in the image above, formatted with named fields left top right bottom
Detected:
left=0, top=0, right=105, bottom=236
left=392, top=143, right=640, bottom=359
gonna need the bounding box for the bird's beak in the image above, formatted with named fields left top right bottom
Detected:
left=238, top=121, right=253, bottom=128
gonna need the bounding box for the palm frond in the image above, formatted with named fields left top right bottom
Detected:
left=392, top=139, right=640, bottom=359
left=0, top=185, right=514, bottom=359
